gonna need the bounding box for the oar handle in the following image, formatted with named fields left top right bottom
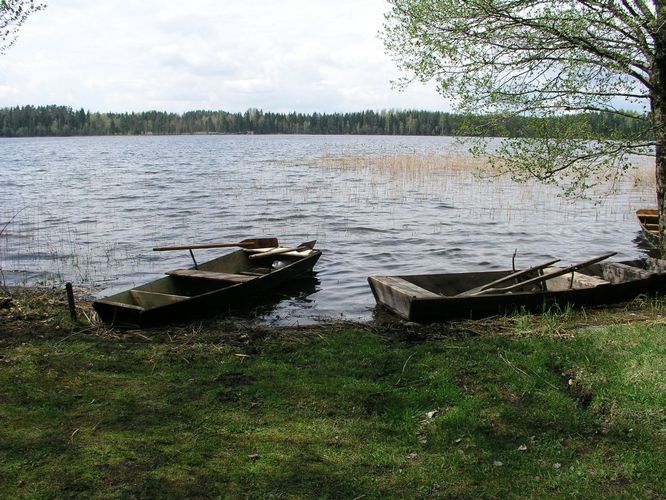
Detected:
left=474, top=251, right=617, bottom=296
left=154, top=243, right=236, bottom=251
left=456, top=258, right=561, bottom=297
left=153, top=237, right=279, bottom=252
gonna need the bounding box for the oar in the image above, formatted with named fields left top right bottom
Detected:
left=153, top=237, right=279, bottom=252
left=456, top=258, right=561, bottom=297
left=470, top=251, right=617, bottom=296
left=248, top=240, right=316, bottom=260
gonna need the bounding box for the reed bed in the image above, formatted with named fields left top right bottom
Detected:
left=313, top=151, right=655, bottom=219
left=632, top=162, right=656, bottom=189
left=318, top=151, right=656, bottom=194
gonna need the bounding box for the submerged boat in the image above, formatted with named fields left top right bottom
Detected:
left=637, top=208, right=659, bottom=241
left=93, top=243, right=321, bottom=327
left=368, top=254, right=666, bottom=322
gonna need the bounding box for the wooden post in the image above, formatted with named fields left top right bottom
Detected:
left=65, top=282, right=77, bottom=321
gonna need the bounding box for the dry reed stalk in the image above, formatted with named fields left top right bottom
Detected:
left=319, top=152, right=490, bottom=176
left=632, top=164, right=656, bottom=189
left=318, top=151, right=654, bottom=200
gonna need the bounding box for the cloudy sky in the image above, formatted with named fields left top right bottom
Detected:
left=0, top=0, right=448, bottom=113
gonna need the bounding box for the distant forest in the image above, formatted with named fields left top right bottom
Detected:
left=0, top=104, right=650, bottom=139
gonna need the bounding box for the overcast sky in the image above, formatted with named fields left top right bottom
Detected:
left=0, top=0, right=448, bottom=113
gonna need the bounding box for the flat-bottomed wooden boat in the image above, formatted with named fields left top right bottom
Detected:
left=368, top=255, right=666, bottom=322
left=637, top=208, right=659, bottom=241
left=94, top=245, right=321, bottom=327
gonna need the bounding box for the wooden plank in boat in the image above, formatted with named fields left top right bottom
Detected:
left=600, top=262, right=654, bottom=283
left=369, top=276, right=440, bottom=321
left=97, top=299, right=144, bottom=311
left=475, top=252, right=616, bottom=295
left=241, top=267, right=272, bottom=276
left=456, top=258, right=560, bottom=297
left=542, top=268, right=609, bottom=291
left=248, top=249, right=314, bottom=259
left=645, top=257, right=666, bottom=273
left=129, top=290, right=189, bottom=309
left=637, top=209, right=659, bottom=221
left=373, top=276, right=441, bottom=299
left=637, top=209, right=660, bottom=237
left=166, top=269, right=256, bottom=283
left=569, top=273, right=609, bottom=287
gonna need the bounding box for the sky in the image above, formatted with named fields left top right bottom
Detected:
left=0, top=0, right=449, bottom=114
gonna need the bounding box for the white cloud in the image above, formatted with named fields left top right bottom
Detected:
left=0, top=0, right=450, bottom=113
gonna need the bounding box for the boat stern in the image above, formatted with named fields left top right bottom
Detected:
left=368, top=276, right=440, bottom=321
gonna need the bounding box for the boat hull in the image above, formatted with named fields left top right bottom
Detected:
left=637, top=208, right=659, bottom=243
left=368, top=258, right=666, bottom=322
left=94, top=248, right=321, bottom=327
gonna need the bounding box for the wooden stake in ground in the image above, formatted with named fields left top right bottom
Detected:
left=66, top=282, right=77, bottom=321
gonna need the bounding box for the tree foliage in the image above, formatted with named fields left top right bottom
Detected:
left=382, top=0, right=661, bottom=199
left=0, top=0, right=44, bottom=54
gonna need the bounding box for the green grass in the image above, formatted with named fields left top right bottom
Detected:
left=1, top=296, right=665, bottom=497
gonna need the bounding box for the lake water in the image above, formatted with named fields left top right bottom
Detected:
left=0, top=135, right=656, bottom=324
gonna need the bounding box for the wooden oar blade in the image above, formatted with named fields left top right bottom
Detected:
left=298, top=240, right=317, bottom=250
left=248, top=240, right=317, bottom=260
left=237, top=237, right=280, bottom=249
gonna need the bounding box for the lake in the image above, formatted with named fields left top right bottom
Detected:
left=0, top=134, right=656, bottom=324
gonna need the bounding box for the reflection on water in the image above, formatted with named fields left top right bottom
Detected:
left=0, top=135, right=656, bottom=323
left=239, top=275, right=321, bottom=326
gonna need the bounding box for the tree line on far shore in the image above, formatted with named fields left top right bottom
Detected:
left=0, top=104, right=649, bottom=140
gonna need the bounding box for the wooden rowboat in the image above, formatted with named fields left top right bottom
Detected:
left=637, top=208, right=659, bottom=241
left=368, top=255, right=666, bottom=322
left=93, top=244, right=321, bottom=327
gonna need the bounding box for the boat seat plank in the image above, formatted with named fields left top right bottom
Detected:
left=129, top=290, right=189, bottom=309
left=241, top=267, right=271, bottom=276
left=96, top=299, right=144, bottom=311
left=373, top=276, right=441, bottom=299
left=166, top=269, right=256, bottom=283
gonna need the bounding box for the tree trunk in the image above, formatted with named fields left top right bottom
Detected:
left=654, top=2, right=666, bottom=251
left=655, top=90, right=666, bottom=244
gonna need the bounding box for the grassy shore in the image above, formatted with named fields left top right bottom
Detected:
left=1, top=289, right=665, bottom=498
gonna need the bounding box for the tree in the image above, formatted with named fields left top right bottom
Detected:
left=382, top=1, right=664, bottom=238
left=1, top=0, right=45, bottom=54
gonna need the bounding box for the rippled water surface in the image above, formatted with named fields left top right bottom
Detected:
left=0, top=135, right=655, bottom=323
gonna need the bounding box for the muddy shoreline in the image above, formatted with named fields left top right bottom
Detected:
left=3, top=285, right=665, bottom=347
